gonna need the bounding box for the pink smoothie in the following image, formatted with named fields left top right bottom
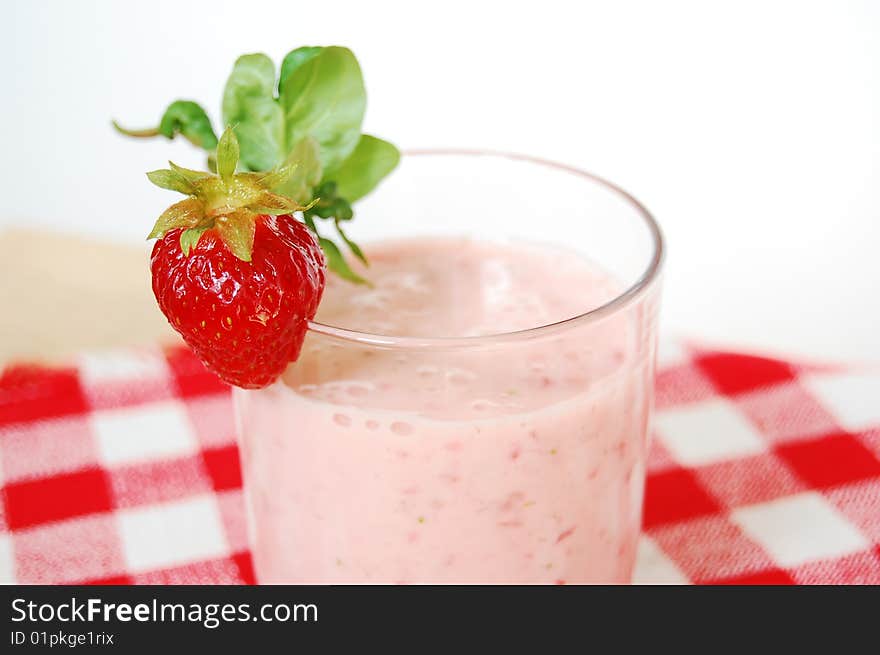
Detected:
left=235, top=237, right=655, bottom=583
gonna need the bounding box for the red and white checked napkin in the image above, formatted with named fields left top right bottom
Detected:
left=0, top=342, right=878, bottom=584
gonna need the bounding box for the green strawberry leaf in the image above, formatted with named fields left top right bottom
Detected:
left=280, top=46, right=366, bottom=172
left=254, top=160, right=300, bottom=196
left=159, top=101, right=218, bottom=149
left=148, top=198, right=207, bottom=239
left=335, top=220, right=367, bottom=266
left=111, top=121, right=159, bottom=138
left=318, top=236, right=367, bottom=285
left=303, top=213, right=318, bottom=234
left=215, top=211, right=256, bottom=262
left=146, top=168, right=195, bottom=195
left=329, top=134, right=400, bottom=202
left=179, top=226, right=211, bottom=256
left=266, top=136, right=322, bottom=205
left=168, top=161, right=212, bottom=185
left=222, top=54, right=285, bottom=171
left=278, top=46, right=323, bottom=93
left=245, top=191, right=302, bottom=215
left=216, top=127, right=240, bottom=184
left=113, top=100, right=218, bottom=150
left=306, top=181, right=353, bottom=221
left=302, top=213, right=368, bottom=285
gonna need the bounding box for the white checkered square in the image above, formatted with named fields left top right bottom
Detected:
left=78, top=347, right=172, bottom=385
left=804, top=371, right=880, bottom=432
left=732, top=492, right=870, bottom=568
left=0, top=533, right=15, bottom=584
left=117, top=495, right=229, bottom=573
left=656, top=340, right=689, bottom=369
left=92, top=401, right=197, bottom=465
left=216, top=489, right=249, bottom=553
left=655, top=398, right=767, bottom=466
left=633, top=536, right=689, bottom=584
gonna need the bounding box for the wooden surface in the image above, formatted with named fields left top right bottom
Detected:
left=0, top=229, right=179, bottom=365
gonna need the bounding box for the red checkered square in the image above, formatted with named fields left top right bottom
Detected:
left=643, top=468, right=722, bottom=529
left=695, top=352, right=797, bottom=396
left=0, top=365, right=88, bottom=427
left=3, top=468, right=112, bottom=530
left=0, top=415, right=99, bottom=483
left=648, top=515, right=779, bottom=583
left=202, top=445, right=243, bottom=492
left=735, top=382, right=841, bottom=444
left=694, top=452, right=807, bottom=508
left=775, top=432, right=880, bottom=490
left=109, top=455, right=213, bottom=509
left=233, top=551, right=256, bottom=584
left=83, top=574, right=134, bottom=585
left=164, top=347, right=229, bottom=398
left=13, top=514, right=126, bottom=584
left=709, top=568, right=795, bottom=585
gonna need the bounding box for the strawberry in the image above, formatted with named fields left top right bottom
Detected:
left=115, top=47, right=400, bottom=287
left=146, top=128, right=326, bottom=388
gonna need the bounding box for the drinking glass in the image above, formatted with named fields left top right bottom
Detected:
left=234, top=151, right=664, bottom=584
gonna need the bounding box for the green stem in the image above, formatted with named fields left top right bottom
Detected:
left=111, top=120, right=161, bottom=138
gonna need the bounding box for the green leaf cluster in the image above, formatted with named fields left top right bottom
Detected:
left=114, top=46, right=399, bottom=283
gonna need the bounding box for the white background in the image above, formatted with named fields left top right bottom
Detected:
left=2, top=0, right=878, bottom=361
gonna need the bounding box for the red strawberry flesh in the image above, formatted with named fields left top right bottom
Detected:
left=151, top=214, right=325, bottom=388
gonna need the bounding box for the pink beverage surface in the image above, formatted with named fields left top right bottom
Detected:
left=236, top=238, right=653, bottom=583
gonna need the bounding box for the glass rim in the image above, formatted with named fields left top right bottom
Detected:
left=307, top=148, right=665, bottom=350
